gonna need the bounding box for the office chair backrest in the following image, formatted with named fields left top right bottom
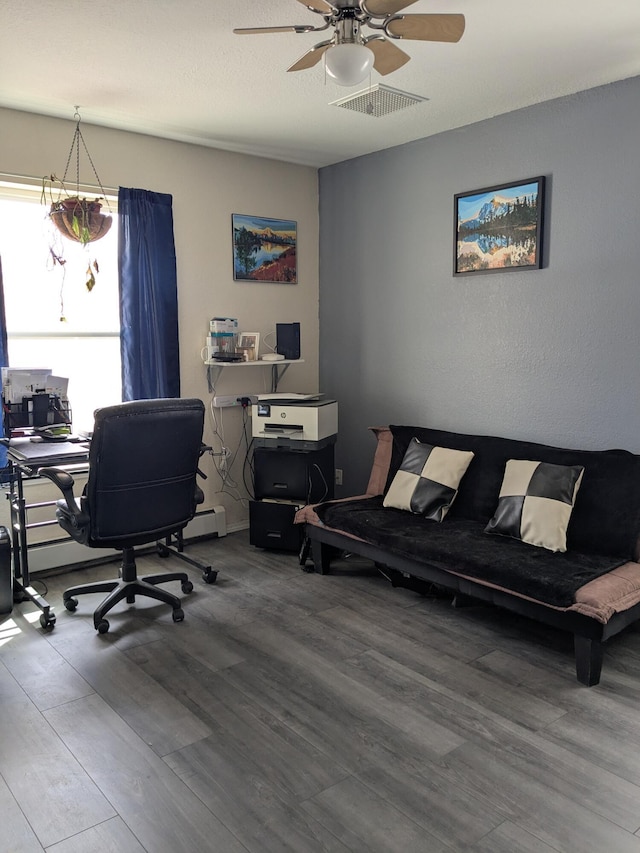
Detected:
left=84, top=398, right=205, bottom=548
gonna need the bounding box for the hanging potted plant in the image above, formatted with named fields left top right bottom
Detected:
left=42, top=175, right=110, bottom=302
left=42, top=109, right=114, bottom=315
left=49, top=194, right=112, bottom=245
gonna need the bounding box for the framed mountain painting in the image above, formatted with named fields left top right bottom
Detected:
left=232, top=214, right=297, bottom=283
left=454, top=176, right=545, bottom=275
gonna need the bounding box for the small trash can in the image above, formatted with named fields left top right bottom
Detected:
left=0, top=526, right=13, bottom=614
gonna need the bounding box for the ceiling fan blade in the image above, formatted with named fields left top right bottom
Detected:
left=296, top=0, right=337, bottom=14
left=363, top=0, right=419, bottom=16
left=287, top=41, right=332, bottom=72
left=365, top=37, right=411, bottom=75
left=234, top=25, right=317, bottom=35
left=386, top=13, right=465, bottom=43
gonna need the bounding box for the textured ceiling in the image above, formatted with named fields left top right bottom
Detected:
left=1, top=0, right=640, bottom=168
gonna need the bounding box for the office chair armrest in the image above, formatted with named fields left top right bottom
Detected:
left=38, top=467, right=80, bottom=517
left=197, top=442, right=209, bottom=481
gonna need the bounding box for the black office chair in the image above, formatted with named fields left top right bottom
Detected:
left=39, top=397, right=208, bottom=634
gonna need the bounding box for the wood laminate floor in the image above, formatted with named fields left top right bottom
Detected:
left=2, top=530, right=640, bottom=852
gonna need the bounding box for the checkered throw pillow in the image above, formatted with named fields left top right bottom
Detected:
left=485, top=459, right=585, bottom=552
left=383, top=438, right=474, bottom=521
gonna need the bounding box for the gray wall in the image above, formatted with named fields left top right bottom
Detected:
left=319, top=75, right=640, bottom=495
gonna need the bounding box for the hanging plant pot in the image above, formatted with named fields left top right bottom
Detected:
left=42, top=109, right=115, bottom=319
left=49, top=196, right=112, bottom=245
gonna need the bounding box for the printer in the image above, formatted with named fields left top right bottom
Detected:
left=250, top=398, right=338, bottom=551
left=251, top=398, right=338, bottom=445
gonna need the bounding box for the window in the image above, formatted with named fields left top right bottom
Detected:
left=0, top=180, right=121, bottom=432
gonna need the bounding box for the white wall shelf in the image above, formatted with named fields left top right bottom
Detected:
left=204, top=359, right=305, bottom=393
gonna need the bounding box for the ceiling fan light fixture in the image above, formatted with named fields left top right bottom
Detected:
left=324, top=43, right=374, bottom=86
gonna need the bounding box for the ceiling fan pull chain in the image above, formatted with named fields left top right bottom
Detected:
left=366, top=69, right=375, bottom=113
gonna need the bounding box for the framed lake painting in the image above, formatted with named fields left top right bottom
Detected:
left=232, top=214, right=297, bottom=283
left=453, top=176, right=545, bottom=276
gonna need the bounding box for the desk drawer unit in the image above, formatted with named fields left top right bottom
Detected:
left=249, top=500, right=303, bottom=552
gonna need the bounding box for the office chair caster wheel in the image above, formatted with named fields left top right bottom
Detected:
left=39, top=612, right=56, bottom=631
left=157, top=542, right=170, bottom=558
left=203, top=568, right=218, bottom=584
left=96, top=619, right=110, bottom=634
left=181, top=580, right=194, bottom=594
left=172, top=608, right=184, bottom=623
left=64, top=597, right=78, bottom=611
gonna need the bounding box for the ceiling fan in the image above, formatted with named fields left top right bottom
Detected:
left=234, top=0, right=465, bottom=87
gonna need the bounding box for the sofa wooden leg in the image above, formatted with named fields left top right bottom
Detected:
left=574, top=635, right=603, bottom=686
left=310, top=540, right=332, bottom=575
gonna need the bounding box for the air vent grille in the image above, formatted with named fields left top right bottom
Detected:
left=330, top=84, right=428, bottom=117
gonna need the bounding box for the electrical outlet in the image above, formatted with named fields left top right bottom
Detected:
left=335, top=468, right=343, bottom=486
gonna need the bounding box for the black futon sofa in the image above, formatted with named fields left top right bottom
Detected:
left=296, top=425, right=640, bottom=686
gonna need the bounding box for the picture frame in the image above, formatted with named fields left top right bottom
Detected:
left=453, top=176, right=545, bottom=276
left=232, top=214, right=297, bottom=283
left=237, top=332, right=260, bottom=361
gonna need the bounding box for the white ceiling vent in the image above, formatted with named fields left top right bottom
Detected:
left=330, top=84, right=428, bottom=118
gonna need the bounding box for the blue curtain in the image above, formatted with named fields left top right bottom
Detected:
left=0, top=258, right=8, bottom=470
left=118, top=188, right=180, bottom=400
